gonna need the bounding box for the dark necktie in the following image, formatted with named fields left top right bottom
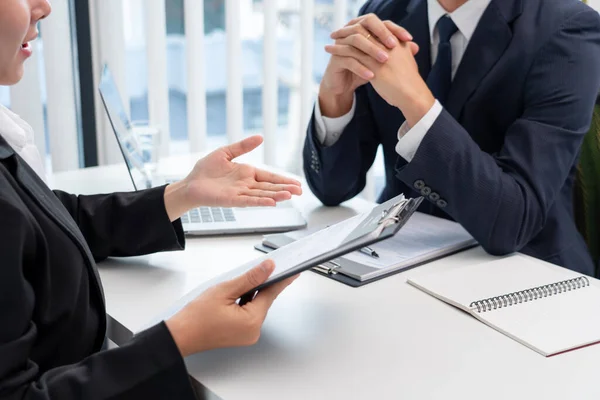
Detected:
left=426, top=16, right=458, bottom=106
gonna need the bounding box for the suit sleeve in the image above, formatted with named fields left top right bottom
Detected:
left=395, top=9, right=600, bottom=255
left=0, top=199, right=196, bottom=400
left=52, top=185, right=185, bottom=261
left=303, top=1, right=380, bottom=206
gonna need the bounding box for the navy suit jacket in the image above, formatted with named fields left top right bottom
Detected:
left=303, top=0, right=600, bottom=276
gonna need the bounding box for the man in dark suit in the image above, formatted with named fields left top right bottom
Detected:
left=303, top=0, right=600, bottom=276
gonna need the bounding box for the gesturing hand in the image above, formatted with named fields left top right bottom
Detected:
left=164, top=135, right=302, bottom=221
left=166, top=260, right=299, bottom=357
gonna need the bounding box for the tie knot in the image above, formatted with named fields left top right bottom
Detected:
left=436, top=15, right=458, bottom=44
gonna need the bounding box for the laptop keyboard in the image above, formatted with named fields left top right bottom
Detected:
left=181, top=207, right=236, bottom=224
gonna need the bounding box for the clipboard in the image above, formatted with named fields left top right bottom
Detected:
left=254, top=240, right=476, bottom=288
left=239, top=193, right=424, bottom=304
left=254, top=243, right=402, bottom=288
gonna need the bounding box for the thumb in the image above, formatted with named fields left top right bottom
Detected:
left=222, top=260, right=276, bottom=298
left=223, top=135, right=263, bottom=160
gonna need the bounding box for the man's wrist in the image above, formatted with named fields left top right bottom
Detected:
left=396, top=83, right=436, bottom=129
left=318, top=88, right=355, bottom=118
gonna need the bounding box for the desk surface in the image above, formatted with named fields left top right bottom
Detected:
left=51, top=162, right=600, bottom=400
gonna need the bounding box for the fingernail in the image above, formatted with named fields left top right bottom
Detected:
left=386, top=36, right=397, bottom=47
left=406, top=33, right=414, bottom=41
left=377, top=51, right=389, bottom=62
left=363, top=70, right=374, bottom=80
left=259, top=262, right=269, bottom=273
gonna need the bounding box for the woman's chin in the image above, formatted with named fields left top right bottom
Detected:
left=0, top=66, right=25, bottom=86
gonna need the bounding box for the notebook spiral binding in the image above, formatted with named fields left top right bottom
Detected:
left=469, top=276, right=590, bottom=313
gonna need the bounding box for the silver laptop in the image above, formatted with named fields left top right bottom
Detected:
left=98, top=64, right=306, bottom=236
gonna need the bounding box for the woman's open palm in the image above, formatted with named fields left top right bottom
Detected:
left=183, top=136, right=302, bottom=208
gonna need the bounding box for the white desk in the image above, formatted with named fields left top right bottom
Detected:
left=51, top=162, right=600, bottom=400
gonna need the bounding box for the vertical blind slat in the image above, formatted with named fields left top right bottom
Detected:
left=300, top=0, right=315, bottom=154
left=263, top=0, right=278, bottom=165
left=225, top=0, right=243, bottom=145
left=92, top=0, right=129, bottom=165
left=144, top=0, right=171, bottom=158
left=184, top=0, right=207, bottom=152
left=42, top=0, right=79, bottom=172
left=333, top=0, right=348, bottom=30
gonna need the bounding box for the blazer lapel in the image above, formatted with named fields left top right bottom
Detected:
left=397, top=0, right=431, bottom=82
left=445, top=0, right=523, bottom=119
left=0, top=138, right=106, bottom=304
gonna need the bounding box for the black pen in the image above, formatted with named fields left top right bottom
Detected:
left=359, top=246, right=379, bottom=258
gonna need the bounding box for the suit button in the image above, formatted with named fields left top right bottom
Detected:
left=437, top=199, right=448, bottom=208
left=429, top=192, right=440, bottom=202
left=414, top=180, right=425, bottom=190
left=420, top=186, right=432, bottom=196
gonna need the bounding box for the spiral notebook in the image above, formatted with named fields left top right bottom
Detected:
left=407, top=255, right=600, bottom=357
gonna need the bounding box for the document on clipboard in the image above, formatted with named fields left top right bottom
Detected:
left=238, top=193, right=424, bottom=304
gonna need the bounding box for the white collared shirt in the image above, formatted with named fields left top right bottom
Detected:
left=314, top=0, right=491, bottom=160
left=0, top=105, right=47, bottom=182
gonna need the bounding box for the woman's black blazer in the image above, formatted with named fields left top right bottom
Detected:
left=0, top=137, right=196, bottom=399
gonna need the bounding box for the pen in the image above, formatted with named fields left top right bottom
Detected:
left=359, top=246, right=379, bottom=258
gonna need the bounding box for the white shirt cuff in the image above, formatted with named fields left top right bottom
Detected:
left=314, top=94, right=356, bottom=146
left=395, top=100, right=443, bottom=162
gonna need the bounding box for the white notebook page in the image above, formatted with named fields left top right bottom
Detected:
left=408, top=255, right=600, bottom=356
left=482, top=287, right=600, bottom=356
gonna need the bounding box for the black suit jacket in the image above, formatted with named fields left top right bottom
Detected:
left=304, top=0, right=600, bottom=276
left=0, top=137, right=196, bottom=399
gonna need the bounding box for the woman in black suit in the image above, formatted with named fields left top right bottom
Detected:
left=0, top=1, right=302, bottom=398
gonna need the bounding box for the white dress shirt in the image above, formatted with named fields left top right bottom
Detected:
left=0, top=105, right=47, bottom=182
left=314, top=0, right=491, bottom=161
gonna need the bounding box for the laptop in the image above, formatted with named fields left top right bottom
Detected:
left=98, top=64, right=307, bottom=236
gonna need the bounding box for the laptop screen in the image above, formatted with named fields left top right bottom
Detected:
left=98, top=64, right=149, bottom=191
